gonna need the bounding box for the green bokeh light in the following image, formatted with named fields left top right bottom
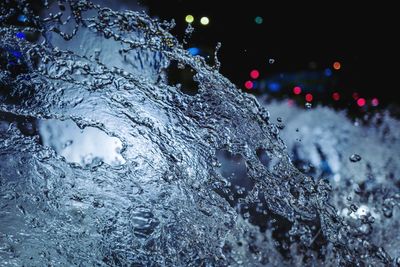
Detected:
left=255, top=16, right=263, bottom=24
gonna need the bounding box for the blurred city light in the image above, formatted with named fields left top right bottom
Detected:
left=324, top=68, right=332, bottom=77
left=16, top=32, right=25, bottom=39
left=185, top=14, right=194, bottom=23
left=371, top=98, right=379, bottom=107
left=293, top=86, right=302, bottom=95
left=250, top=69, right=260, bottom=79
left=200, top=16, right=209, bottom=25
left=333, top=61, right=341, bottom=70
left=187, top=47, right=200, bottom=56
left=268, top=82, right=281, bottom=92
left=17, top=14, right=27, bottom=23
left=255, top=16, right=263, bottom=24
left=332, top=92, right=340, bottom=101
left=357, top=98, right=366, bottom=107
left=244, top=80, right=253, bottom=89
left=305, top=93, right=313, bottom=102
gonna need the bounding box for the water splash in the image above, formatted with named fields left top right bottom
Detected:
left=0, top=1, right=399, bottom=266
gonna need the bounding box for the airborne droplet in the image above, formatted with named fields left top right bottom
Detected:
left=349, top=154, right=362, bottom=162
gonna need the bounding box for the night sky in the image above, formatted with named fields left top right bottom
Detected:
left=143, top=0, right=398, bottom=108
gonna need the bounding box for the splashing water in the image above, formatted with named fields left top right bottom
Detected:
left=1, top=1, right=399, bottom=266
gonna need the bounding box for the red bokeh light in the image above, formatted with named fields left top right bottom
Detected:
left=352, top=92, right=359, bottom=100
left=357, top=98, right=366, bottom=107
left=244, top=80, right=254, bottom=89
left=332, top=92, right=340, bottom=101
left=293, top=86, right=302, bottom=95
left=305, top=93, right=313, bottom=102
left=250, top=69, right=260, bottom=79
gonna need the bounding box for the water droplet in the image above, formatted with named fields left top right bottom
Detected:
left=349, top=154, right=362, bottom=162
left=382, top=205, right=393, bottom=218
left=358, top=224, right=372, bottom=235
left=350, top=204, right=358, bottom=212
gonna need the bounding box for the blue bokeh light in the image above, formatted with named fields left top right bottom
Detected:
left=16, top=32, right=26, bottom=39
left=187, top=47, right=200, bottom=56
left=9, top=49, right=22, bottom=58
left=268, top=82, right=281, bottom=92
left=324, top=68, right=332, bottom=77
left=17, top=14, right=28, bottom=23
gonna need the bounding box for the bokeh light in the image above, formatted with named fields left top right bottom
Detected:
left=357, top=98, right=366, bottom=107
left=255, top=16, right=263, bottom=24
left=305, top=93, right=313, bottom=102
left=324, top=68, right=332, bottom=77
left=10, top=50, right=22, bottom=58
left=293, top=86, right=302, bottom=95
left=185, top=14, right=194, bottom=23
left=244, top=80, right=253, bottom=89
left=17, top=14, right=27, bottom=23
left=250, top=69, right=260, bottom=79
left=200, top=16, right=209, bottom=25
left=333, top=61, right=341, bottom=70
left=16, top=32, right=25, bottom=39
left=187, top=47, right=200, bottom=56
left=268, top=82, right=281, bottom=92
left=371, top=98, right=379, bottom=107
left=332, top=92, right=340, bottom=101
left=352, top=92, right=359, bottom=100
left=252, top=81, right=259, bottom=89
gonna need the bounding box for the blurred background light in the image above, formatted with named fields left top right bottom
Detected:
left=332, top=92, right=340, bottom=101
left=17, top=14, right=28, bottom=23
left=268, top=82, right=281, bottom=92
left=16, top=32, right=25, bottom=39
left=293, top=86, right=302, bottom=95
left=357, top=98, right=366, bottom=107
left=333, top=61, right=341, bottom=70
left=250, top=69, right=260, bottom=79
left=324, top=68, right=332, bottom=77
left=185, top=14, right=194, bottom=23
left=187, top=47, right=200, bottom=56
left=244, top=80, right=253, bottom=89
left=371, top=98, right=379, bottom=107
left=254, top=16, right=263, bottom=24
left=200, top=16, right=209, bottom=25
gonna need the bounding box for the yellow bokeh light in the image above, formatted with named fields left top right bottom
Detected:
left=185, top=15, right=194, bottom=23
left=200, top=16, right=209, bottom=25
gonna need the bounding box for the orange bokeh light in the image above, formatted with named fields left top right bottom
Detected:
left=333, top=61, right=341, bottom=70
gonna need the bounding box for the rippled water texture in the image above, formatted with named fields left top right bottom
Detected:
left=1, top=1, right=399, bottom=266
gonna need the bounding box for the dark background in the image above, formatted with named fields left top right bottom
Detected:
left=143, top=0, right=398, bottom=110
